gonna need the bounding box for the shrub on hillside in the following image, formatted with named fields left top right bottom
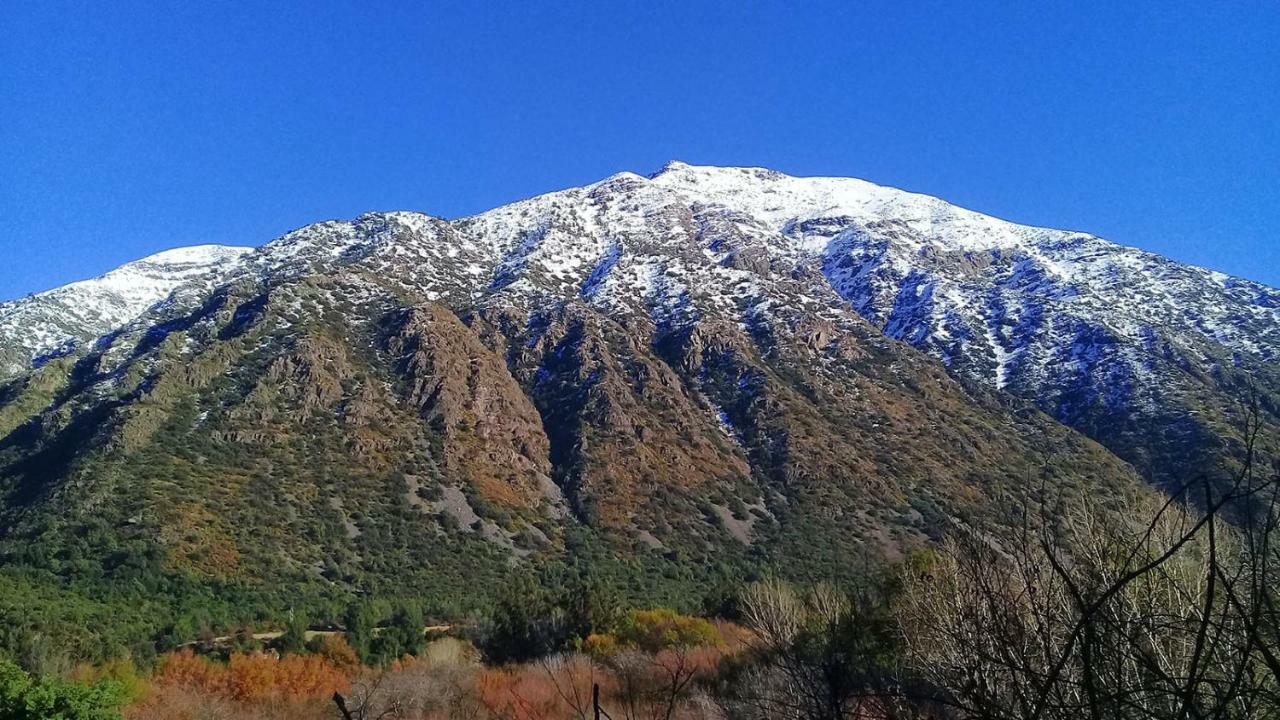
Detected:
left=0, top=656, right=126, bottom=720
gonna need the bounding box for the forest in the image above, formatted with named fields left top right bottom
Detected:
left=4, top=435, right=1278, bottom=719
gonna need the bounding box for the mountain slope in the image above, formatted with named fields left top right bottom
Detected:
left=644, top=163, right=1279, bottom=490
left=0, top=162, right=1274, bottom=653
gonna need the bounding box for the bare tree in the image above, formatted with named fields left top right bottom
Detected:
left=333, top=641, right=485, bottom=720
left=734, top=578, right=912, bottom=720
left=539, top=653, right=599, bottom=720
left=901, top=397, right=1280, bottom=719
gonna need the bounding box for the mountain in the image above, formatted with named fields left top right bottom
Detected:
left=645, top=163, right=1280, bottom=491
left=15, top=161, right=1267, bottom=491
left=0, top=163, right=1274, bottom=655
left=0, top=245, right=254, bottom=380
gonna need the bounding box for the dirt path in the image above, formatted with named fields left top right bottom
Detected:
left=186, top=625, right=453, bottom=647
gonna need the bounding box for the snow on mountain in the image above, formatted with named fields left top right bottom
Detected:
left=9, top=164, right=1277, bottom=390
left=446, top=160, right=1278, bottom=380
left=647, top=162, right=1279, bottom=368
left=444, top=161, right=1279, bottom=487
left=3, top=163, right=1276, bottom=486
left=635, top=163, right=1280, bottom=484
left=0, top=244, right=253, bottom=377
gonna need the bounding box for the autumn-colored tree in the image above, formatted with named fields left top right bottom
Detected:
left=151, top=649, right=350, bottom=702
left=586, top=610, right=725, bottom=720
left=151, top=649, right=226, bottom=696
left=311, top=634, right=360, bottom=672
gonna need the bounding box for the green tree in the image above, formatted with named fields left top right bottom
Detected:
left=343, top=602, right=377, bottom=665
left=371, top=602, right=424, bottom=663
left=561, top=574, right=622, bottom=642
left=158, top=613, right=199, bottom=651
left=0, top=656, right=125, bottom=720
left=278, top=611, right=309, bottom=656
left=480, top=579, right=565, bottom=663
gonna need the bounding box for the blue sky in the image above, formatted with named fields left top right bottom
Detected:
left=2, top=1, right=1277, bottom=299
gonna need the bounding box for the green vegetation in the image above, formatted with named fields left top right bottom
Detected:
left=7, top=468, right=1280, bottom=720
left=1, top=267, right=1274, bottom=719
left=0, top=656, right=125, bottom=720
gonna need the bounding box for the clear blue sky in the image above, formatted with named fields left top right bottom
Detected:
left=2, top=1, right=1278, bottom=300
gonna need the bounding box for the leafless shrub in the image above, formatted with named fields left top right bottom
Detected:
left=733, top=578, right=910, bottom=720
left=901, top=396, right=1280, bottom=718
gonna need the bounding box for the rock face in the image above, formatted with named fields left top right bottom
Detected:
left=0, top=163, right=1275, bottom=603
left=385, top=304, right=552, bottom=508
left=643, top=163, right=1279, bottom=492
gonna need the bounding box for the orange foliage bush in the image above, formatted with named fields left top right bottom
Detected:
left=151, top=648, right=350, bottom=702
left=479, top=655, right=613, bottom=720
left=711, top=619, right=753, bottom=653
left=130, top=628, right=744, bottom=720
left=312, top=634, right=360, bottom=672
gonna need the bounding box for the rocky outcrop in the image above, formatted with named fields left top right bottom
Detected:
left=384, top=304, right=552, bottom=507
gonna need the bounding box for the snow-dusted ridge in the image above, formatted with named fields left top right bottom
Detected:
left=651, top=160, right=1053, bottom=247
left=3, top=162, right=1277, bottom=432
left=452, top=160, right=1277, bottom=364
left=0, top=244, right=253, bottom=377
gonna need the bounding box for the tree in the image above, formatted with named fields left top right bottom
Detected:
left=480, top=580, right=566, bottom=664
left=561, top=574, right=622, bottom=643
left=611, top=609, right=719, bottom=653
left=310, top=634, right=360, bottom=672
left=591, top=609, right=724, bottom=720
left=734, top=578, right=909, bottom=720
left=372, top=603, right=425, bottom=663
left=279, top=611, right=309, bottom=656
left=0, top=656, right=126, bottom=720
left=344, top=602, right=378, bottom=665
left=900, top=413, right=1280, bottom=720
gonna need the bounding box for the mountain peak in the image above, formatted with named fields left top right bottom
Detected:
left=0, top=164, right=1276, bottom=591
left=129, top=244, right=254, bottom=267
left=649, top=159, right=694, bottom=178
left=0, top=243, right=253, bottom=377
left=648, top=160, right=791, bottom=183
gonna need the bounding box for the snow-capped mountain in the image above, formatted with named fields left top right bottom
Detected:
left=640, top=164, right=1280, bottom=483
left=2, top=162, right=1275, bottom=604
left=2, top=163, right=1276, bottom=488
left=0, top=245, right=253, bottom=378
